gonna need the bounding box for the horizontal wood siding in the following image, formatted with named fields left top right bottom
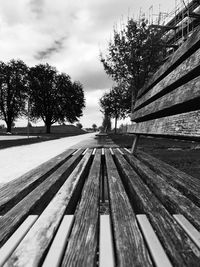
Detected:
left=129, top=110, right=200, bottom=138
left=137, top=24, right=200, bottom=98
left=132, top=75, right=200, bottom=121
left=135, top=47, right=200, bottom=110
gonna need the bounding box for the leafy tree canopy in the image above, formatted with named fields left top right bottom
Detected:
left=0, top=59, right=28, bottom=132
left=102, top=113, right=111, bottom=132
left=100, top=18, right=167, bottom=101
left=99, top=84, right=131, bottom=133
left=92, top=123, right=97, bottom=132
left=76, top=122, right=83, bottom=129
left=28, top=63, right=85, bottom=133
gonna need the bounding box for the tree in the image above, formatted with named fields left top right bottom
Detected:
left=99, top=84, right=131, bottom=133
left=102, top=113, right=111, bottom=132
left=27, top=122, right=32, bottom=127
left=28, top=64, right=85, bottom=133
left=76, top=122, right=83, bottom=129
left=92, top=124, right=97, bottom=132
left=100, top=18, right=167, bottom=104
left=0, top=60, right=28, bottom=132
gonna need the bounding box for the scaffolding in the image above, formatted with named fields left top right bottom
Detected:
left=147, top=0, right=200, bottom=55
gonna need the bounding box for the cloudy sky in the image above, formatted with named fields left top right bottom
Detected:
left=0, top=0, right=175, bottom=128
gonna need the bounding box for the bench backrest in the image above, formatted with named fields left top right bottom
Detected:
left=128, top=25, right=200, bottom=140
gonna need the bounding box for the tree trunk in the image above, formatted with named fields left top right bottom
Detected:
left=114, top=116, right=117, bottom=134
left=6, top=119, right=12, bottom=133
left=46, top=123, right=51, bottom=134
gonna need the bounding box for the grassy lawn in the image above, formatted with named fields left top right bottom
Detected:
left=109, top=133, right=200, bottom=180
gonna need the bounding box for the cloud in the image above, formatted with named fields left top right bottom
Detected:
left=74, top=67, right=113, bottom=91
left=0, top=0, right=175, bottom=128
left=34, top=36, right=67, bottom=60
left=29, top=0, right=44, bottom=18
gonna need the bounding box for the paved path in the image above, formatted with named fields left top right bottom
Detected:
left=0, top=132, right=118, bottom=186
left=71, top=133, right=117, bottom=148
left=0, top=135, right=37, bottom=140
left=0, top=132, right=98, bottom=185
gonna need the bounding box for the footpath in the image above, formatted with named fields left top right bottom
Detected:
left=0, top=132, right=106, bottom=185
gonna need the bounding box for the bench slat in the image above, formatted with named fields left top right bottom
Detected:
left=0, top=149, right=75, bottom=215
left=122, top=150, right=200, bottom=231
left=132, top=75, right=200, bottom=122
left=99, top=215, right=115, bottom=267
left=135, top=47, right=200, bottom=110
left=4, top=150, right=93, bottom=267
left=0, top=215, right=38, bottom=266
left=128, top=110, right=200, bottom=139
left=61, top=149, right=101, bottom=266
left=105, top=149, right=153, bottom=266
left=137, top=25, right=200, bottom=98
left=136, top=214, right=172, bottom=267
left=113, top=149, right=200, bottom=266
left=173, top=214, right=200, bottom=248
left=42, top=215, right=74, bottom=267
left=131, top=150, right=200, bottom=207
left=0, top=149, right=84, bottom=246
left=82, top=148, right=89, bottom=155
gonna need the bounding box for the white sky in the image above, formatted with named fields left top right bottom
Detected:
left=0, top=0, right=176, bottom=128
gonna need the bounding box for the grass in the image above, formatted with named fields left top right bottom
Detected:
left=109, top=133, right=200, bottom=179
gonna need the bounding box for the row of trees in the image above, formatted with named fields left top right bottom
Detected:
left=0, top=60, right=85, bottom=133
left=99, top=84, right=131, bottom=133
left=99, top=18, right=168, bottom=131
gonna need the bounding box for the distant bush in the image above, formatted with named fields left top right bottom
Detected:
left=76, top=122, right=83, bottom=129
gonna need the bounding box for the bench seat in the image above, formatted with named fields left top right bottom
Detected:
left=0, top=148, right=200, bottom=266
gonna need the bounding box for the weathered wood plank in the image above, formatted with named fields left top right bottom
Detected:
left=129, top=150, right=200, bottom=207
left=0, top=215, right=38, bottom=266
left=0, top=149, right=75, bottom=215
left=4, top=150, right=93, bottom=267
left=128, top=110, right=200, bottom=138
left=132, top=75, right=200, bottom=121
left=82, top=148, right=89, bottom=155
left=61, top=149, right=101, bottom=267
left=136, top=214, right=172, bottom=267
left=135, top=47, right=200, bottom=110
left=121, top=149, right=200, bottom=231
left=173, top=214, right=200, bottom=249
left=99, top=215, right=115, bottom=267
left=105, top=149, right=153, bottom=267
left=113, top=150, right=200, bottom=266
left=0, top=149, right=84, bottom=248
left=42, top=215, right=74, bottom=267
left=137, top=25, right=200, bottom=98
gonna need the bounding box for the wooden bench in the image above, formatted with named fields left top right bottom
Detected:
left=1, top=27, right=200, bottom=267
left=128, top=24, right=200, bottom=152
left=0, top=146, right=200, bottom=266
